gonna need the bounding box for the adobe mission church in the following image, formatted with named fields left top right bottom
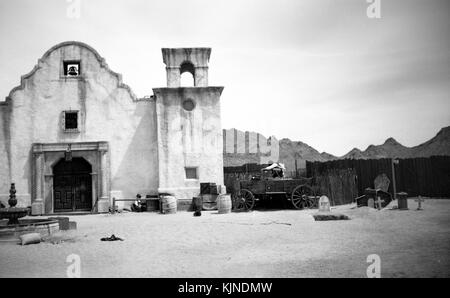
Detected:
left=0, top=41, right=225, bottom=214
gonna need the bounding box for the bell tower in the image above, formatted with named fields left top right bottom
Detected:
left=153, top=48, right=225, bottom=206
left=162, top=48, right=211, bottom=87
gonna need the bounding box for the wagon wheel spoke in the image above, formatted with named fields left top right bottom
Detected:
left=291, top=185, right=315, bottom=209
left=303, top=196, right=315, bottom=208
left=239, top=189, right=255, bottom=211
left=244, top=199, right=254, bottom=210
left=291, top=195, right=302, bottom=208
left=291, top=191, right=307, bottom=209
left=292, top=196, right=305, bottom=209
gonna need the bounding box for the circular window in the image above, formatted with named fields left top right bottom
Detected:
left=182, top=99, right=196, bottom=111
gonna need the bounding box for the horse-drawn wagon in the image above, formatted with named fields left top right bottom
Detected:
left=230, top=165, right=318, bottom=211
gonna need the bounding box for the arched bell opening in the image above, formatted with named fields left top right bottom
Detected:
left=180, top=61, right=195, bottom=87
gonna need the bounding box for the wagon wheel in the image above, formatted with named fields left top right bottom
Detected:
left=291, top=184, right=315, bottom=209
left=233, top=189, right=255, bottom=211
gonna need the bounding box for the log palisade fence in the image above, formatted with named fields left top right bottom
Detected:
left=223, top=156, right=450, bottom=207
left=306, top=156, right=450, bottom=200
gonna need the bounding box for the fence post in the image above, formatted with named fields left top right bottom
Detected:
left=391, top=159, right=399, bottom=200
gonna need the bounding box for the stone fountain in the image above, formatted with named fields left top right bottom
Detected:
left=0, top=183, right=59, bottom=242
left=0, top=183, right=28, bottom=225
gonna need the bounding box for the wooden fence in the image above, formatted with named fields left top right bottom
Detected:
left=306, top=156, right=450, bottom=198
left=313, top=168, right=358, bottom=206
left=223, top=163, right=357, bottom=206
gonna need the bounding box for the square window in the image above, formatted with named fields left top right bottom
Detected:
left=65, top=112, right=78, bottom=129
left=62, top=111, right=79, bottom=132
left=185, top=167, right=198, bottom=179
left=63, top=61, right=81, bottom=77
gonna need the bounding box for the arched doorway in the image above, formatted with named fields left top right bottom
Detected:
left=53, top=157, right=93, bottom=212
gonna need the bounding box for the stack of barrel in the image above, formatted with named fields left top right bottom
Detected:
left=200, top=183, right=231, bottom=214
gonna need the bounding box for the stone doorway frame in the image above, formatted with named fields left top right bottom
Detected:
left=31, top=142, right=110, bottom=215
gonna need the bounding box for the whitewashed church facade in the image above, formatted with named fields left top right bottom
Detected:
left=0, top=41, right=224, bottom=214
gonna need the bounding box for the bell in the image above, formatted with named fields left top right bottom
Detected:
left=67, top=66, right=78, bottom=76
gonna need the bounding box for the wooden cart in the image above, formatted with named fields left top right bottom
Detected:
left=230, top=170, right=318, bottom=211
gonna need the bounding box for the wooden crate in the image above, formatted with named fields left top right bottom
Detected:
left=145, top=198, right=160, bottom=212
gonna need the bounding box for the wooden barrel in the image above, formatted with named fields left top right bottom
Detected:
left=217, top=194, right=232, bottom=214
left=160, top=196, right=177, bottom=214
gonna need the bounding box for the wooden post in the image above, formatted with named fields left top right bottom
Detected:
left=295, top=159, right=298, bottom=178
left=391, top=159, right=398, bottom=201
left=112, top=197, right=115, bottom=214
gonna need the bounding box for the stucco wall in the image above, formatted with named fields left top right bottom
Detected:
left=0, top=104, right=11, bottom=205
left=0, top=42, right=158, bottom=208
left=222, top=128, right=280, bottom=167
left=153, top=87, right=224, bottom=201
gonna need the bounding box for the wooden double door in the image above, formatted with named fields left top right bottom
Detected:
left=53, top=157, right=93, bottom=212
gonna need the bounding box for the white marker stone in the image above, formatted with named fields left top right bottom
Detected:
left=319, top=195, right=331, bottom=212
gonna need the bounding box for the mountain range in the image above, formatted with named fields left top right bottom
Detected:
left=339, top=126, right=450, bottom=159
left=225, top=126, right=450, bottom=171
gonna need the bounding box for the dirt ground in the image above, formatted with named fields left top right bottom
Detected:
left=1, top=198, right=449, bottom=278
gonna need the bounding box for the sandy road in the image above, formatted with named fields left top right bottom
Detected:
left=1, top=198, right=449, bottom=278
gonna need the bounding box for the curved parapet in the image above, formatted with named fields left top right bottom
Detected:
left=2, top=41, right=139, bottom=105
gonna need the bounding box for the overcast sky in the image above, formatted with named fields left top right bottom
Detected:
left=0, top=0, right=449, bottom=156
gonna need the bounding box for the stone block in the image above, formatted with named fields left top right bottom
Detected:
left=48, top=217, right=70, bottom=230
left=97, top=199, right=110, bottom=213
left=68, top=221, right=77, bottom=230
left=31, top=201, right=44, bottom=215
